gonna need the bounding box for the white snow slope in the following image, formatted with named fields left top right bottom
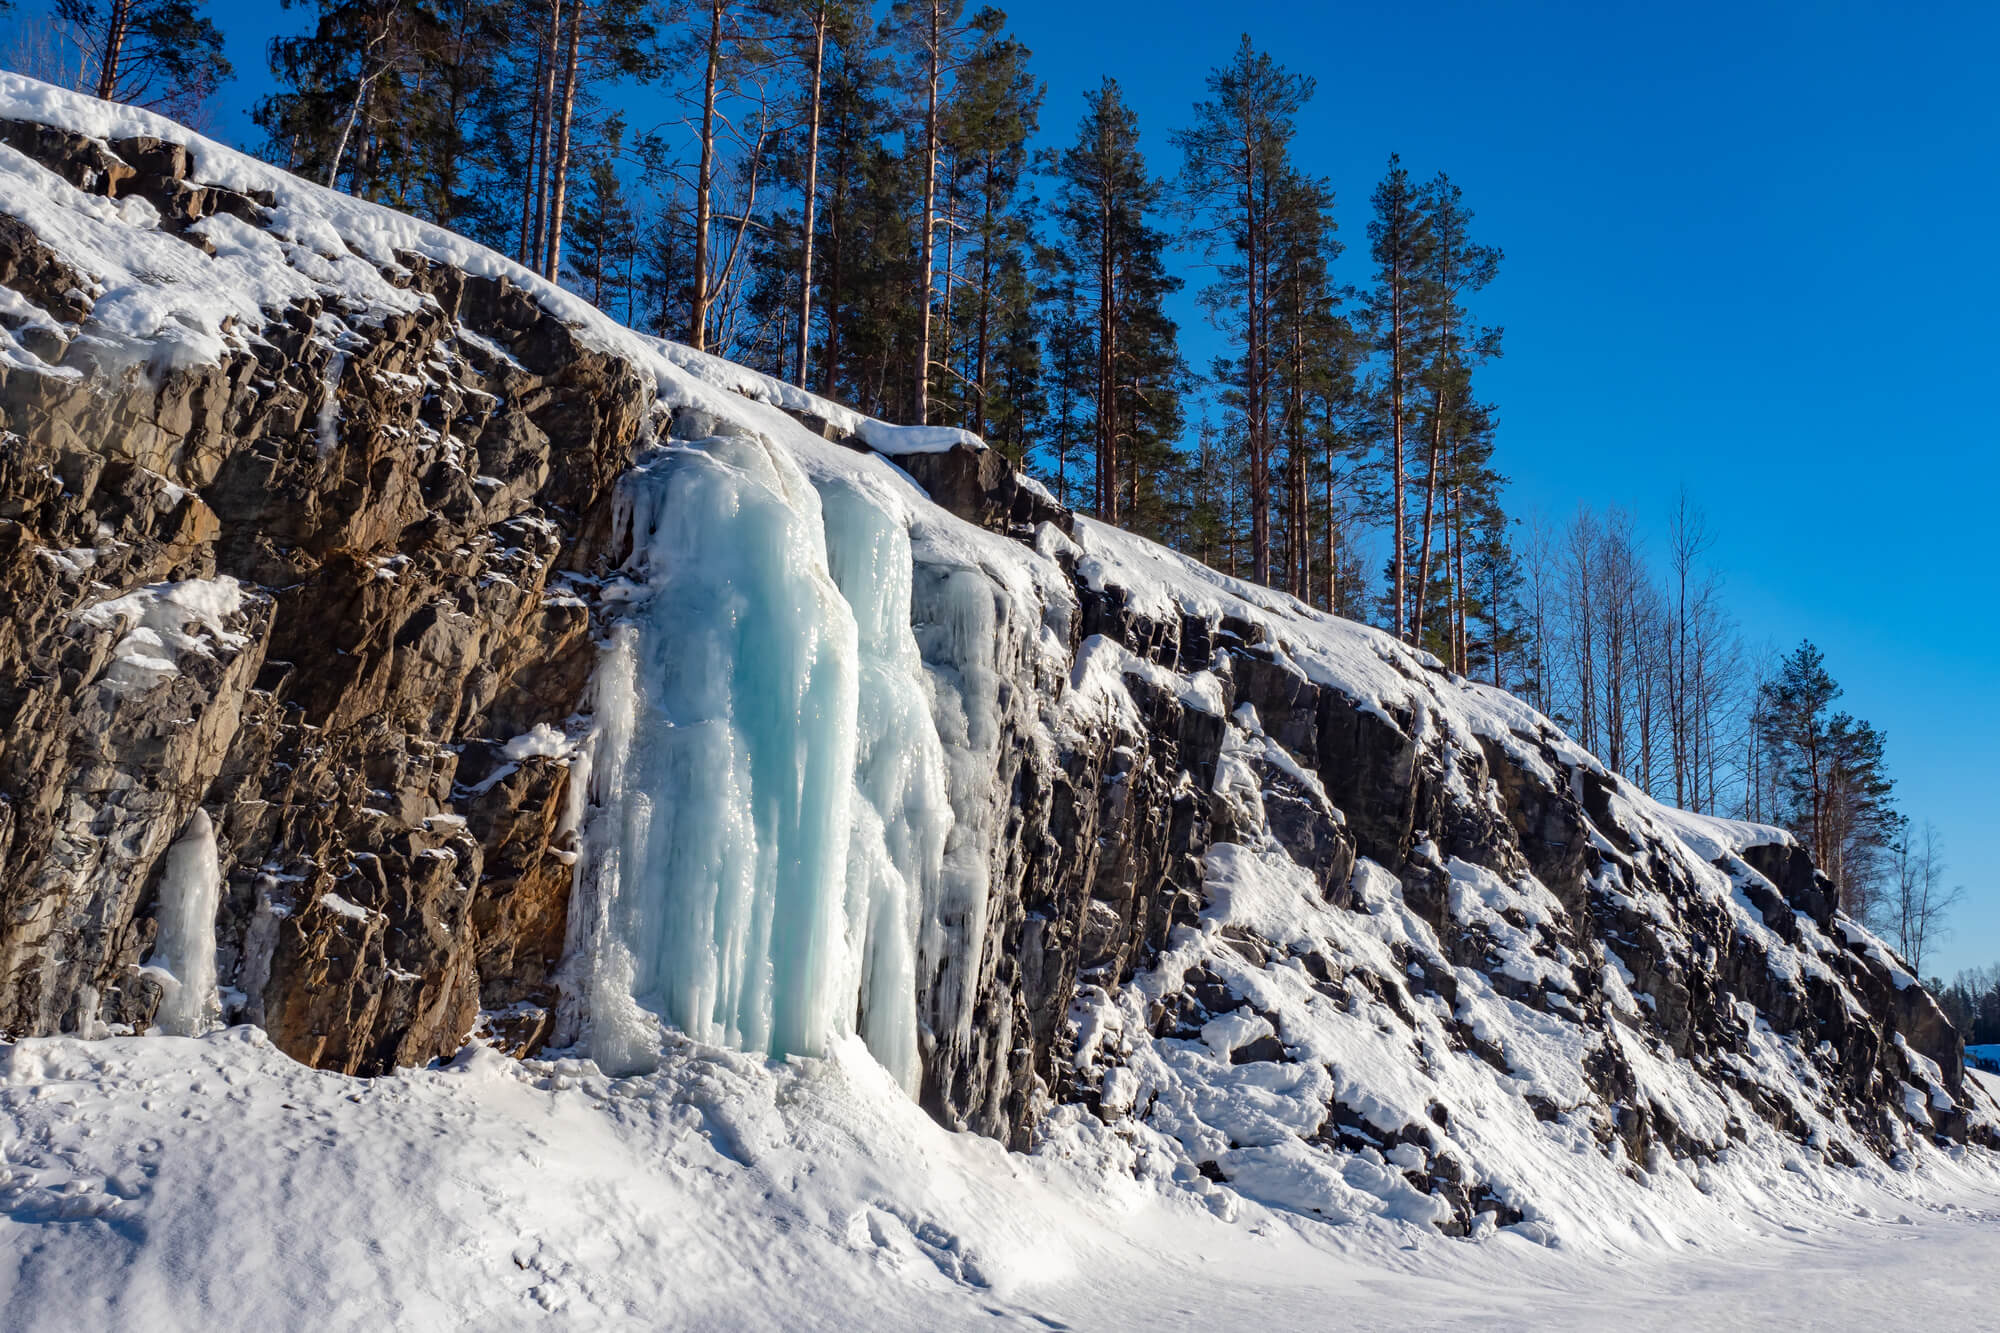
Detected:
left=2, top=74, right=1998, bottom=1330
left=2, top=1033, right=1998, bottom=1331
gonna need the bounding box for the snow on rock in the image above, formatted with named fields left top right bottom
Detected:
left=501, top=723, right=577, bottom=762
left=71, top=577, right=248, bottom=693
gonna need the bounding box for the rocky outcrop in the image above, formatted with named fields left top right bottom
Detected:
left=0, top=89, right=1991, bottom=1244
left=891, top=443, right=1071, bottom=537
left=0, top=120, right=646, bottom=1071
left=855, top=449, right=1993, bottom=1193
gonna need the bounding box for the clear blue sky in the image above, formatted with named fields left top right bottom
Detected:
left=178, top=0, right=1998, bottom=974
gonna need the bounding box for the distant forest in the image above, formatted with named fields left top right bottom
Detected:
left=4, top=0, right=1975, bottom=973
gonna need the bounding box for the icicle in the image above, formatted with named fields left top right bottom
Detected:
left=148, top=808, right=223, bottom=1037
left=817, top=478, right=953, bottom=1093
left=909, top=559, right=1012, bottom=1057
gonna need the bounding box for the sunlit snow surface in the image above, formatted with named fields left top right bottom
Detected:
left=1, top=1032, right=1997, bottom=1331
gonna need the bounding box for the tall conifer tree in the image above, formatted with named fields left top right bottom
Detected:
left=1050, top=78, right=1180, bottom=528
left=1360, top=157, right=1428, bottom=641
left=1409, top=172, right=1500, bottom=650
left=1176, top=36, right=1312, bottom=587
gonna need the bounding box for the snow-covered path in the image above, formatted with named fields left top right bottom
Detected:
left=2, top=1034, right=1994, bottom=1331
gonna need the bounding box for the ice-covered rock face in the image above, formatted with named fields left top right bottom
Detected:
left=0, top=74, right=1993, bottom=1244
left=554, top=429, right=952, bottom=1093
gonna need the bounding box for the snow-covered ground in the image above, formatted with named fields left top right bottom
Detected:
left=2, top=1033, right=1996, bottom=1332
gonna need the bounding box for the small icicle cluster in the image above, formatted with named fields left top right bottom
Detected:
left=148, top=809, right=224, bottom=1037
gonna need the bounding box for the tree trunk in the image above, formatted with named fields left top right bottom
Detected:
left=690, top=0, right=723, bottom=349
left=703, top=113, right=771, bottom=355
left=820, top=108, right=851, bottom=397
left=95, top=0, right=133, bottom=101
left=1289, top=282, right=1306, bottom=601
left=1451, top=482, right=1468, bottom=673
left=1486, top=541, right=1503, bottom=687
left=1389, top=259, right=1407, bottom=641
left=1245, top=160, right=1268, bottom=587
left=794, top=8, right=826, bottom=386
left=543, top=0, right=585, bottom=280
left=973, top=168, right=993, bottom=437
left=528, top=0, right=561, bottom=263
left=940, top=164, right=957, bottom=423
left=822, top=206, right=843, bottom=397
left=915, top=2, right=943, bottom=425
left=326, top=3, right=404, bottom=192
left=1322, top=398, right=1337, bottom=613
left=1411, top=389, right=1444, bottom=646
left=1096, top=180, right=1115, bottom=522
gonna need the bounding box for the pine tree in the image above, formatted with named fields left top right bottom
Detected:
left=1035, top=245, right=1092, bottom=508
left=1176, top=35, right=1313, bottom=587
left=943, top=12, right=1041, bottom=439
left=983, top=251, right=1045, bottom=462
left=260, top=0, right=436, bottom=199
left=1264, top=166, right=1343, bottom=601
left=1049, top=78, right=1182, bottom=530
left=1465, top=493, right=1523, bottom=687
left=563, top=119, right=638, bottom=311
left=1406, top=385, right=1504, bottom=671
left=259, top=0, right=652, bottom=271
left=1408, top=172, right=1501, bottom=651
left=419, top=0, right=510, bottom=233
left=754, top=0, right=869, bottom=386
left=53, top=0, right=230, bottom=119
left=741, top=186, right=805, bottom=376
left=685, top=0, right=744, bottom=348
left=1180, top=419, right=1230, bottom=567
left=633, top=191, right=694, bottom=338
left=1310, top=322, right=1368, bottom=616
left=833, top=131, right=922, bottom=418
left=1360, top=157, right=1428, bottom=641
left=1322, top=504, right=1370, bottom=621
left=1756, top=641, right=1898, bottom=911
left=883, top=0, right=974, bottom=424
left=807, top=35, right=899, bottom=403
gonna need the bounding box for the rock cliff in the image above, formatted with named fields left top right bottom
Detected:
left=0, top=75, right=1991, bottom=1239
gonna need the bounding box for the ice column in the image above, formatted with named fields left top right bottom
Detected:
left=148, top=808, right=223, bottom=1036
left=565, top=434, right=951, bottom=1090
left=817, top=478, right=953, bottom=1092
left=908, top=558, right=1013, bottom=1059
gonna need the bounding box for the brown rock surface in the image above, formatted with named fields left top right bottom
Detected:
left=0, top=125, right=642, bottom=1071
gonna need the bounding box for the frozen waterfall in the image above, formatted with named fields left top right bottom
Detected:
left=147, top=808, right=223, bottom=1037
left=819, top=477, right=953, bottom=1091
left=561, top=434, right=952, bottom=1092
